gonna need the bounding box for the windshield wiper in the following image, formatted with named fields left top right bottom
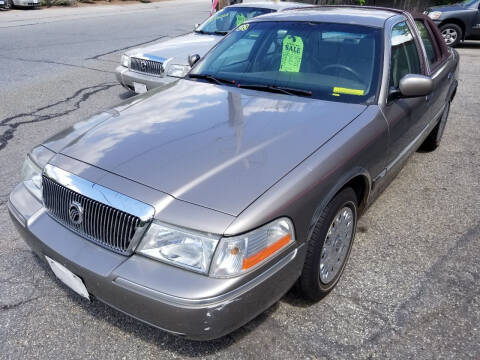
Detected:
left=188, top=73, right=235, bottom=85
left=237, top=84, right=312, bottom=97
left=194, top=30, right=227, bottom=35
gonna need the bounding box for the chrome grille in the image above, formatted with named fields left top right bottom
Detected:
left=42, top=176, right=142, bottom=255
left=130, top=57, right=164, bottom=76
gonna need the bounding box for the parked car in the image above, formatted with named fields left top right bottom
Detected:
left=9, top=6, right=458, bottom=341
left=424, top=0, right=480, bottom=46
left=3, top=0, right=40, bottom=8
left=116, top=1, right=307, bottom=94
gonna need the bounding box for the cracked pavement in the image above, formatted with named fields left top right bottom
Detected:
left=1, top=2, right=479, bottom=359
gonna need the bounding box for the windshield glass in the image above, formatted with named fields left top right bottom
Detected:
left=190, top=21, right=382, bottom=104
left=461, top=0, right=478, bottom=6
left=196, top=7, right=275, bottom=35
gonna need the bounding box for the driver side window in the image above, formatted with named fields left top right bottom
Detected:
left=390, top=22, right=422, bottom=89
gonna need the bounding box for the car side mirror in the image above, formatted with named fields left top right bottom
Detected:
left=194, top=23, right=200, bottom=30
left=389, top=74, right=434, bottom=100
left=400, top=74, right=434, bottom=97
left=188, top=54, right=201, bottom=67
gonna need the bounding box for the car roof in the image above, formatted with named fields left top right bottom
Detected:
left=227, top=1, right=311, bottom=11
left=248, top=6, right=402, bottom=28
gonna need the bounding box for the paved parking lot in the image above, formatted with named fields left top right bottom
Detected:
left=0, top=2, right=479, bottom=358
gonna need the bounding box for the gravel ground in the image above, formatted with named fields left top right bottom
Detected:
left=0, top=3, right=479, bottom=359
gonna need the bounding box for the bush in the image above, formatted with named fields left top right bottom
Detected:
left=41, top=0, right=76, bottom=6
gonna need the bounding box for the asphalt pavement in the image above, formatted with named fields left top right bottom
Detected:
left=0, top=2, right=479, bottom=359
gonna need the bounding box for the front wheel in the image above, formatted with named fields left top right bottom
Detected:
left=298, top=188, right=358, bottom=301
left=440, top=23, right=462, bottom=47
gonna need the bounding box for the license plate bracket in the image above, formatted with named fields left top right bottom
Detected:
left=133, top=82, right=147, bottom=94
left=46, top=256, right=90, bottom=300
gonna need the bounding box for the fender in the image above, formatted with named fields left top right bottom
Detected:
left=306, top=167, right=371, bottom=244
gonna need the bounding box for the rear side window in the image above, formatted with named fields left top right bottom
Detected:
left=390, top=22, right=422, bottom=89
left=415, top=20, right=438, bottom=67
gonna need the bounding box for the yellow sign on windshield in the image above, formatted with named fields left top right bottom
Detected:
left=236, top=13, right=246, bottom=27
left=279, top=35, right=304, bottom=73
left=333, top=87, right=365, bottom=96
left=237, top=23, right=249, bottom=32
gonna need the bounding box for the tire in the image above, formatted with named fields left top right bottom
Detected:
left=440, top=23, right=462, bottom=47
left=298, top=188, right=358, bottom=301
left=5, top=0, right=14, bottom=8
left=420, top=101, right=451, bottom=152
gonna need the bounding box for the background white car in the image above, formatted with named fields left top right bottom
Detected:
left=4, top=0, right=40, bottom=8
left=115, top=1, right=307, bottom=94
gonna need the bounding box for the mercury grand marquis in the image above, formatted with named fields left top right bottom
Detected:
left=9, top=7, right=459, bottom=340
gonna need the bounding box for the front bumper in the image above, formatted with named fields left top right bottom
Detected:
left=8, top=183, right=304, bottom=340
left=13, top=0, right=40, bottom=6
left=115, top=66, right=179, bottom=93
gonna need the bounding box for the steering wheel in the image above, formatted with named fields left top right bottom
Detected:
left=319, top=64, right=363, bottom=84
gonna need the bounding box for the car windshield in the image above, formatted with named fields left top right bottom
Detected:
left=461, top=0, right=478, bottom=6
left=190, top=21, right=383, bottom=104
left=196, top=7, right=275, bottom=35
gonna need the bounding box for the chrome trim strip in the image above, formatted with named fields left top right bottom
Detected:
left=113, top=247, right=300, bottom=308
left=43, top=164, right=155, bottom=222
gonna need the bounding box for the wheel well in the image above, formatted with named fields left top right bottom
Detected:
left=451, top=87, right=457, bottom=101
left=440, top=19, right=466, bottom=38
left=340, top=175, right=370, bottom=214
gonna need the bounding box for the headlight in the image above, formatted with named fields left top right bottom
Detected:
left=210, top=218, right=295, bottom=278
left=21, top=146, right=55, bottom=201
left=167, top=64, right=190, bottom=78
left=22, top=155, right=43, bottom=201
left=428, top=11, right=442, bottom=20
left=121, top=54, right=131, bottom=68
left=137, top=222, right=219, bottom=274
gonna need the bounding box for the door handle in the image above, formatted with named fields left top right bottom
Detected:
left=425, top=95, right=430, bottom=102
left=448, top=72, right=453, bottom=80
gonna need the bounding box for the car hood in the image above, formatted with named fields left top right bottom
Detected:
left=54, top=80, right=366, bottom=216
left=125, top=32, right=223, bottom=67
left=427, top=3, right=468, bottom=12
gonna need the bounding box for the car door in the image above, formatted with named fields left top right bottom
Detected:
left=382, top=21, right=430, bottom=167
left=471, top=2, right=480, bottom=37
left=415, top=17, right=451, bottom=124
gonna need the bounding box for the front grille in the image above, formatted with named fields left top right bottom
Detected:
left=42, top=176, right=141, bottom=255
left=130, top=57, right=164, bottom=76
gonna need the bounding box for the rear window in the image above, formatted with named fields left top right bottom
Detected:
left=197, top=7, right=275, bottom=34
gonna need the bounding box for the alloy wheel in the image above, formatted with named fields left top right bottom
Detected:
left=442, top=28, right=458, bottom=46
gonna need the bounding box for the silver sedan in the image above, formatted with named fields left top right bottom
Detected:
left=115, top=2, right=307, bottom=94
